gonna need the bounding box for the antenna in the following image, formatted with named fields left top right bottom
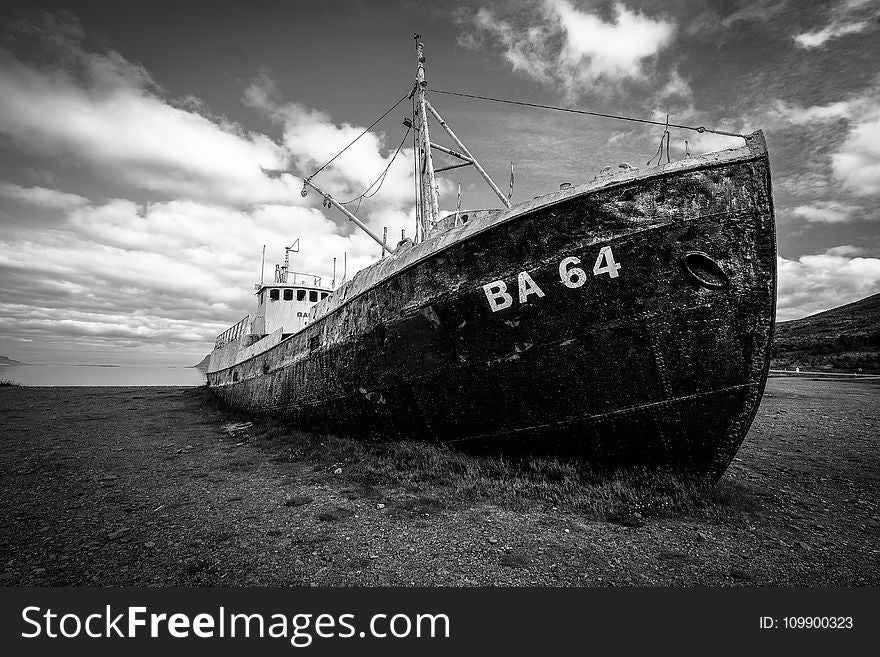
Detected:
left=332, top=257, right=336, bottom=289
left=260, top=244, right=266, bottom=285
left=282, top=239, right=300, bottom=284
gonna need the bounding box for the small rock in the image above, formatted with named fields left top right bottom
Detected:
left=143, top=542, right=155, bottom=549
left=488, top=537, right=499, bottom=544
left=376, top=503, right=386, bottom=509
left=333, top=467, right=342, bottom=475
left=107, top=528, right=131, bottom=541
left=283, top=495, right=313, bottom=508
left=697, top=531, right=710, bottom=541
left=564, top=528, right=570, bottom=534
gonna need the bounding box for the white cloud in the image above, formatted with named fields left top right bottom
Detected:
left=794, top=20, right=870, bottom=48
left=0, top=182, right=89, bottom=210
left=729, top=87, right=880, bottom=198
left=244, top=75, right=424, bottom=213
left=0, top=23, right=425, bottom=365
left=831, top=106, right=880, bottom=196
left=765, top=98, right=853, bottom=124
left=0, top=42, right=301, bottom=207
left=549, top=0, right=675, bottom=79
left=777, top=251, right=880, bottom=320
left=655, top=69, right=691, bottom=101
left=466, top=1, right=675, bottom=97
left=825, top=244, right=869, bottom=257
left=791, top=201, right=861, bottom=223
left=686, top=131, right=746, bottom=155
left=793, top=0, right=878, bottom=49
left=0, top=195, right=388, bottom=364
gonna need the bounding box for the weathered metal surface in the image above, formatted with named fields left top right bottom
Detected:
left=208, top=132, right=776, bottom=479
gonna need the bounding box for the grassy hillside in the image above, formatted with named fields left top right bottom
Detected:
left=771, top=293, right=880, bottom=372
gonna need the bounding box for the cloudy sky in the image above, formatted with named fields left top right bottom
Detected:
left=1, top=0, right=878, bottom=366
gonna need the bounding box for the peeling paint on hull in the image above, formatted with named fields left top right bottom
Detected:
left=208, top=135, right=776, bottom=480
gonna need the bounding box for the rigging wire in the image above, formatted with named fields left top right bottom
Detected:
left=339, top=124, right=412, bottom=211
left=304, top=87, right=415, bottom=183
left=428, top=88, right=748, bottom=138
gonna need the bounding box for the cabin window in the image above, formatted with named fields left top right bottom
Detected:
left=283, top=289, right=293, bottom=301
left=320, top=292, right=329, bottom=300
left=297, top=289, right=306, bottom=302
left=309, top=290, right=318, bottom=302
left=269, top=289, right=279, bottom=301
left=460, top=214, right=469, bottom=223
left=309, top=334, right=321, bottom=351
left=259, top=292, right=264, bottom=305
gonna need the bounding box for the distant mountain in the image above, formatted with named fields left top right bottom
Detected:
left=192, top=354, right=211, bottom=370
left=772, top=293, right=880, bottom=372
left=0, top=355, right=28, bottom=366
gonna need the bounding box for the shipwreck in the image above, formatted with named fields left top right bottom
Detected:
left=207, top=37, right=776, bottom=479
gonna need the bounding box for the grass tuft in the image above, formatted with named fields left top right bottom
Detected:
left=254, top=422, right=759, bottom=522
left=0, top=379, right=21, bottom=387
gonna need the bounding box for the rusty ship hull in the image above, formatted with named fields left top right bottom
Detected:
left=208, top=133, right=775, bottom=479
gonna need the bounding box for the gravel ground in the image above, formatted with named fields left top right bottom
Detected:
left=1, top=376, right=877, bottom=586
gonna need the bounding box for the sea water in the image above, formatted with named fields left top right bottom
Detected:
left=0, top=364, right=207, bottom=387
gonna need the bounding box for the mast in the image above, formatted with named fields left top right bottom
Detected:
left=412, top=35, right=511, bottom=239
left=298, top=36, right=510, bottom=252
left=414, top=34, right=440, bottom=240
left=426, top=101, right=511, bottom=209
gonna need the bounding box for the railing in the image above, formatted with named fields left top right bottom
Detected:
left=282, top=271, right=322, bottom=286
left=215, top=315, right=249, bottom=349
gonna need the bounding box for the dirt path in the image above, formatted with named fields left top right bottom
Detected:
left=1, top=377, right=877, bottom=586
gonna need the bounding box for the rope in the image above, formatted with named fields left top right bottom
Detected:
left=339, top=125, right=412, bottom=208
left=647, top=115, right=671, bottom=166
left=305, top=87, right=414, bottom=182
left=429, top=88, right=748, bottom=138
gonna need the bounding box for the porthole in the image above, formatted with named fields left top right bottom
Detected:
left=681, top=251, right=729, bottom=289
